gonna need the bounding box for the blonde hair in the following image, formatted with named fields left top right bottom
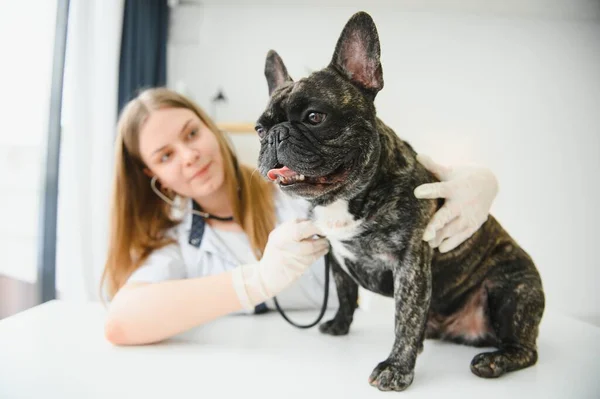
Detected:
left=101, top=87, right=275, bottom=299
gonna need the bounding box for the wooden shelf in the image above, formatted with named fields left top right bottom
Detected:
left=216, top=122, right=256, bottom=134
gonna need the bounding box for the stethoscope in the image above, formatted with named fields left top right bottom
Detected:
left=151, top=175, right=331, bottom=329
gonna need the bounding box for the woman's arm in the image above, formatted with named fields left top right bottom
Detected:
left=104, top=219, right=328, bottom=346
left=104, top=272, right=242, bottom=346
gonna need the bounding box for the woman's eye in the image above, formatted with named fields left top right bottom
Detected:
left=306, top=112, right=326, bottom=125
left=188, top=129, right=198, bottom=139
left=160, top=152, right=172, bottom=163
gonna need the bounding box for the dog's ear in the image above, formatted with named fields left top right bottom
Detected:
left=265, top=50, right=293, bottom=96
left=330, top=12, right=383, bottom=97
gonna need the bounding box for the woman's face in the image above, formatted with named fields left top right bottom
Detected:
left=138, top=107, right=225, bottom=200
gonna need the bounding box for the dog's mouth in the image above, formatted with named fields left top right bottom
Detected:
left=266, top=164, right=348, bottom=187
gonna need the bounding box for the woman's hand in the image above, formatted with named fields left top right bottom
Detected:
left=232, top=219, right=329, bottom=310
left=413, top=154, right=499, bottom=253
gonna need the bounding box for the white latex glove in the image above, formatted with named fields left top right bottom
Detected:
left=231, top=219, right=329, bottom=310
left=413, top=154, right=498, bottom=253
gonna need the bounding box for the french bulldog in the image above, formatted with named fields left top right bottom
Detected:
left=255, top=11, right=545, bottom=392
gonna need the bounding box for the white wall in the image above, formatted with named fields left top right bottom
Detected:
left=167, top=2, right=600, bottom=325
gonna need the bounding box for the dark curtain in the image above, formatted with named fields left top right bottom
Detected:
left=38, top=0, right=70, bottom=303
left=118, top=0, right=169, bottom=113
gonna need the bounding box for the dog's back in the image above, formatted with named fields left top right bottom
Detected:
left=375, top=116, right=544, bottom=349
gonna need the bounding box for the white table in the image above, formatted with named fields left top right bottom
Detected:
left=0, top=300, right=599, bottom=398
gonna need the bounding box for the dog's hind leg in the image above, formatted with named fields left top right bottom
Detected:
left=470, top=250, right=545, bottom=378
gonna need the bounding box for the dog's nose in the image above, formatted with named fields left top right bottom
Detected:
left=272, top=125, right=289, bottom=143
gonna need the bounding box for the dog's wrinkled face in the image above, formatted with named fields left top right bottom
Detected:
left=256, top=13, right=385, bottom=203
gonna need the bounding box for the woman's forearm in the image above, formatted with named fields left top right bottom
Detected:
left=104, top=271, right=243, bottom=345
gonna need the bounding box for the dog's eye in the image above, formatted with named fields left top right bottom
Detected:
left=306, top=112, right=326, bottom=125
left=255, top=124, right=266, bottom=137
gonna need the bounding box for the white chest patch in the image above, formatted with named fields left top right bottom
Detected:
left=313, top=200, right=363, bottom=277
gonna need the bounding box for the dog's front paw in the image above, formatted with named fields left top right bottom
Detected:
left=368, top=360, right=414, bottom=392
left=319, top=318, right=351, bottom=336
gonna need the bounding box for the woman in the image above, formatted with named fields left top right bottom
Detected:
left=102, top=88, right=498, bottom=346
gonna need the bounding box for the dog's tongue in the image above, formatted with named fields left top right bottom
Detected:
left=267, top=166, right=298, bottom=181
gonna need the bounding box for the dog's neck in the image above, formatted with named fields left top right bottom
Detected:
left=309, top=119, right=412, bottom=219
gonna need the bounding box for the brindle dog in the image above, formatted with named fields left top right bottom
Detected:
left=255, top=11, right=545, bottom=392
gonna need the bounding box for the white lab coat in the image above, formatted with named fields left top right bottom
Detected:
left=127, top=187, right=338, bottom=312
